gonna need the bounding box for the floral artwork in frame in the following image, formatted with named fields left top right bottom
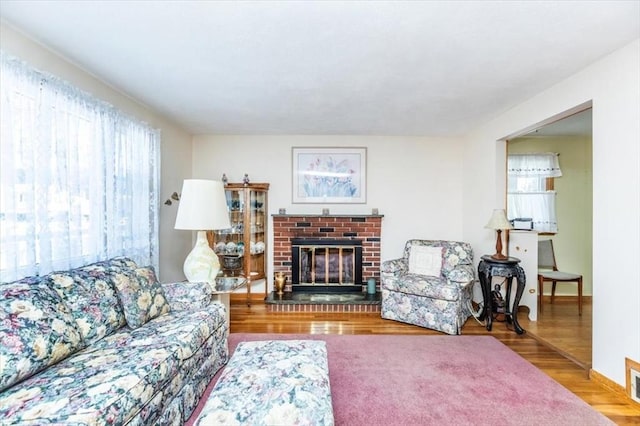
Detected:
left=292, top=147, right=366, bottom=204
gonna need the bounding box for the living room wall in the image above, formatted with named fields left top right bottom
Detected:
left=0, top=23, right=194, bottom=282
left=191, top=135, right=466, bottom=294
left=509, top=135, right=593, bottom=297
left=462, top=39, right=640, bottom=388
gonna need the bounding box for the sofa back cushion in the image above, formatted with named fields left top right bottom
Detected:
left=45, top=262, right=131, bottom=346
left=0, top=276, right=84, bottom=392
left=113, top=265, right=170, bottom=329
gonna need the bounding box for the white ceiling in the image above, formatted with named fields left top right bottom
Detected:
left=1, top=1, right=638, bottom=136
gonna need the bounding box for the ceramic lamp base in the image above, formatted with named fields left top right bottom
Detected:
left=184, top=231, right=220, bottom=285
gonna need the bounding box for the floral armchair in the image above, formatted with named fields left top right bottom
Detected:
left=381, top=240, right=475, bottom=335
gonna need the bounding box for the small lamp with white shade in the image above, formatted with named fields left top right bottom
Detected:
left=174, top=179, right=230, bottom=285
left=484, top=208, right=513, bottom=260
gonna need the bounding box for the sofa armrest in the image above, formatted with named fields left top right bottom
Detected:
left=161, top=281, right=213, bottom=310
left=381, top=258, right=407, bottom=275
left=443, top=264, right=475, bottom=284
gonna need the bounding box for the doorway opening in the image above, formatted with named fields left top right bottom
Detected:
left=504, top=103, right=593, bottom=369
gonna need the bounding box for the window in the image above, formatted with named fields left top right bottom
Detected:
left=0, top=52, right=160, bottom=282
left=507, top=153, right=562, bottom=233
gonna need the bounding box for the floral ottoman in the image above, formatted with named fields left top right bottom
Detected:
left=194, top=340, right=334, bottom=426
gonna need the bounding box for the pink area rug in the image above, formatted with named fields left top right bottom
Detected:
left=186, top=334, right=613, bottom=426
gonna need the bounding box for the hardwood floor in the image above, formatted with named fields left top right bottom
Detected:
left=524, top=296, right=592, bottom=370
left=229, top=297, right=640, bottom=425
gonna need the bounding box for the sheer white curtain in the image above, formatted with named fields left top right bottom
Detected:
left=507, top=192, right=558, bottom=232
left=0, top=52, right=160, bottom=282
left=507, top=153, right=562, bottom=233
left=507, top=152, right=562, bottom=178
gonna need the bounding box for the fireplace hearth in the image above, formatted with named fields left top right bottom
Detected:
left=265, top=291, right=381, bottom=313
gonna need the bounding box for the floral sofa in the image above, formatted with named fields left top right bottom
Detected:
left=0, top=257, right=228, bottom=425
left=381, top=240, right=475, bottom=335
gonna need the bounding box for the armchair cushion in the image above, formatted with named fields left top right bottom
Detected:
left=402, top=240, right=472, bottom=272
left=408, top=245, right=443, bottom=276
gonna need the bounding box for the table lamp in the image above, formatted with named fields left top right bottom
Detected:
left=484, top=208, right=513, bottom=260
left=175, top=179, right=230, bottom=284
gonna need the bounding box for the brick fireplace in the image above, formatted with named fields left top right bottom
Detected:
left=272, top=214, right=383, bottom=293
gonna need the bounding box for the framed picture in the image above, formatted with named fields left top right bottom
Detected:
left=292, top=147, right=367, bottom=204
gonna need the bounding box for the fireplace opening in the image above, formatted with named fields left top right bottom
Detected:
left=291, top=238, right=363, bottom=293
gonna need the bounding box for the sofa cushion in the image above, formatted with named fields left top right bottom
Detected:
left=0, top=277, right=84, bottom=392
left=46, top=265, right=127, bottom=345
left=0, top=328, right=182, bottom=425
left=98, top=256, right=139, bottom=270
left=408, top=245, right=443, bottom=276
left=0, top=304, right=227, bottom=425
left=114, top=265, right=171, bottom=329
left=137, top=303, right=226, bottom=361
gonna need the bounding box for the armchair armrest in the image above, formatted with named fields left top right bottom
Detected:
left=161, top=281, right=213, bottom=310
left=443, top=264, right=475, bottom=284
left=381, top=258, right=407, bottom=275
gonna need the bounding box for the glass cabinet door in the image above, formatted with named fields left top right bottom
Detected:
left=212, top=189, right=244, bottom=276
left=209, top=182, right=269, bottom=303
left=248, top=189, right=266, bottom=280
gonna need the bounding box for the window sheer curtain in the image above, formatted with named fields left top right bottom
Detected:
left=0, top=52, right=160, bottom=282
left=507, top=153, right=561, bottom=233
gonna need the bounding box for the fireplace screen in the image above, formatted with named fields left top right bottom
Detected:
left=291, top=238, right=362, bottom=290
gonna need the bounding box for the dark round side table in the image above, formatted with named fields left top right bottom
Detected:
left=477, top=255, right=526, bottom=335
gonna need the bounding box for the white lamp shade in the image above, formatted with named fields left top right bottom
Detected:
left=175, top=179, right=231, bottom=231
left=484, top=209, right=513, bottom=230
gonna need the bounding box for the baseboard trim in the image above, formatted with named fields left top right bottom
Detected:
left=589, top=368, right=639, bottom=406
left=539, top=295, right=592, bottom=303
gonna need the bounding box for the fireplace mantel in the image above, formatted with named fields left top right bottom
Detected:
left=272, top=214, right=384, bottom=218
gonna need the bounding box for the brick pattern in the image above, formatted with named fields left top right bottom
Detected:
left=272, top=215, right=382, bottom=287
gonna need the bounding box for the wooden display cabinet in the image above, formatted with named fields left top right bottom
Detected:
left=207, top=182, right=269, bottom=305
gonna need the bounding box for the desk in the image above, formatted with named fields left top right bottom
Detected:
left=213, top=277, right=247, bottom=326
left=477, top=255, right=526, bottom=334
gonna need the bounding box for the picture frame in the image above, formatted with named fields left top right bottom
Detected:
left=292, top=147, right=367, bottom=204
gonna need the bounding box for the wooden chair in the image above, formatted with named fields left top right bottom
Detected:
left=537, top=239, right=583, bottom=315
